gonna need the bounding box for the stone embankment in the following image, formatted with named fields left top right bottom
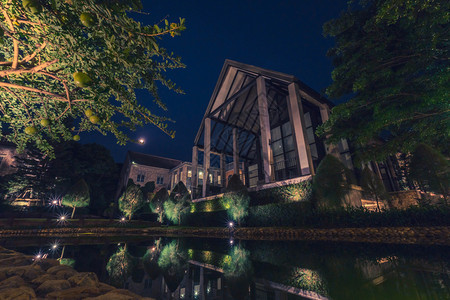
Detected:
left=0, top=246, right=153, bottom=300
left=1, top=226, right=449, bottom=245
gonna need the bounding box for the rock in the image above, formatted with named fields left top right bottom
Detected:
left=68, top=272, right=99, bottom=288
left=46, top=286, right=101, bottom=299
left=0, top=285, right=36, bottom=299
left=0, top=265, right=44, bottom=281
left=98, top=282, right=115, bottom=293
left=33, top=258, right=60, bottom=271
left=31, top=273, right=58, bottom=285
left=56, top=269, right=78, bottom=280
left=84, top=289, right=147, bottom=300
left=0, top=275, right=26, bottom=289
left=36, top=279, right=71, bottom=295
left=47, top=265, right=75, bottom=275
left=0, top=255, right=31, bottom=267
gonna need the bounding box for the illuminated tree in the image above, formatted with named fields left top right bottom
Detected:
left=224, top=175, right=249, bottom=225
left=118, top=182, right=144, bottom=220
left=150, top=187, right=168, bottom=223
left=0, top=0, right=185, bottom=157
left=223, top=247, right=253, bottom=300
left=318, top=0, right=449, bottom=161
left=164, top=181, right=190, bottom=224
left=61, top=178, right=90, bottom=218
left=361, top=167, right=389, bottom=211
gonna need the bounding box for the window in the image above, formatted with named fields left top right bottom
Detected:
left=188, top=168, right=192, bottom=177
left=137, top=174, right=145, bottom=182
left=270, top=121, right=298, bottom=180
left=209, top=173, right=213, bottom=184
left=218, top=175, right=221, bottom=185
left=157, top=176, right=164, bottom=185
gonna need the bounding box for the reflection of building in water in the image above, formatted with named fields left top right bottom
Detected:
left=125, top=259, right=328, bottom=300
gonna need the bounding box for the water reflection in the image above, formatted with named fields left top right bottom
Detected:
left=2, top=237, right=449, bottom=300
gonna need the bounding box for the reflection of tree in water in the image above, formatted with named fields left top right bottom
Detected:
left=289, top=268, right=327, bottom=296
left=106, top=246, right=137, bottom=287
left=157, top=241, right=188, bottom=292
left=223, top=247, right=253, bottom=300
left=142, top=240, right=162, bottom=280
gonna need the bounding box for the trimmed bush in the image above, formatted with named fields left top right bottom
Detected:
left=62, top=178, right=90, bottom=218
left=246, top=201, right=312, bottom=227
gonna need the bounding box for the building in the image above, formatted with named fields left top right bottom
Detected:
left=0, top=141, right=19, bottom=177
left=116, top=151, right=183, bottom=199
left=191, top=60, right=353, bottom=199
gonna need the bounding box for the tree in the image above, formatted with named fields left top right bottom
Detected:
left=163, top=181, right=190, bottom=224
left=361, top=167, right=389, bottom=211
left=118, top=182, right=143, bottom=220
left=224, top=175, right=249, bottom=225
left=0, top=0, right=185, bottom=157
left=317, top=0, right=449, bottom=161
left=1, top=148, right=51, bottom=205
left=142, top=181, right=155, bottom=201
left=61, top=178, right=90, bottom=218
left=409, top=144, right=449, bottom=204
left=312, top=155, right=354, bottom=209
left=150, top=187, right=168, bottom=223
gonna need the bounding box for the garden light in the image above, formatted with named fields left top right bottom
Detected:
left=228, top=221, right=234, bottom=228
left=230, top=239, right=234, bottom=245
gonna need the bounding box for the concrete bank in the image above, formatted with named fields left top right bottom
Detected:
left=0, top=246, right=153, bottom=300
left=1, top=226, right=449, bottom=246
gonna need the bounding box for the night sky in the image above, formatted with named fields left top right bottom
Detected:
left=82, top=0, right=349, bottom=163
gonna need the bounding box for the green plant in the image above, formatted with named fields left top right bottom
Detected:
left=312, top=155, right=354, bottom=209
left=274, top=181, right=312, bottom=202
left=409, top=144, right=449, bottom=204
left=227, top=174, right=247, bottom=193
left=150, top=188, right=169, bottom=222
left=62, top=178, right=90, bottom=218
left=0, top=0, right=185, bottom=157
left=157, top=241, right=187, bottom=292
left=118, top=183, right=144, bottom=220
left=361, top=167, right=390, bottom=211
left=223, top=192, right=250, bottom=225
left=106, top=246, right=136, bottom=287
left=317, top=0, right=449, bottom=161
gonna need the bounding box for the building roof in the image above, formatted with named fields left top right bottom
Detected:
left=127, top=151, right=182, bottom=170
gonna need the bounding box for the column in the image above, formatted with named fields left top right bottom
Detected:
left=256, top=76, right=272, bottom=183
left=203, top=118, right=211, bottom=198
left=200, top=266, right=206, bottom=300
left=191, top=146, right=198, bottom=199
left=320, top=106, right=340, bottom=157
left=233, top=128, right=239, bottom=175
left=287, top=82, right=314, bottom=175
left=220, top=153, right=226, bottom=187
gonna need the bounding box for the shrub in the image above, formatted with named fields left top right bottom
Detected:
left=227, top=174, right=247, bottom=194
left=361, top=167, right=389, bottom=211
left=62, top=178, right=90, bottom=218
left=312, top=154, right=354, bottom=209
left=246, top=201, right=312, bottom=227
left=150, top=188, right=169, bottom=222
left=164, top=182, right=190, bottom=224
left=118, top=183, right=144, bottom=220
left=272, top=181, right=312, bottom=203
left=409, top=144, right=449, bottom=204
left=223, top=193, right=250, bottom=225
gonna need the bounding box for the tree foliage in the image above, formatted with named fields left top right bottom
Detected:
left=223, top=192, right=250, bottom=225
left=118, top=182, right=143, bottom=219
left=318, top=0, right=450, bottom=161
left=61, top=178, right=90, bottom=217
left=157, top=241, right=187, bottom=292
left=361, top=167, right=389, bottom=211
left=312, top=155, right=354, bottom=209
left=409, top=144, right=449, bottom=203
left=106, top=246, right=136, bottom=287
left=164, top=182, right=190, bottom=224
left=0, top=0, right=185, bottom=157
left=150, top=187, right=168, bottom=222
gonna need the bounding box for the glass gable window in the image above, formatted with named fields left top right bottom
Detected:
left=270, top=121, right=299, bottom=181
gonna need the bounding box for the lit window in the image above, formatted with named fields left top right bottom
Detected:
left=209, top=173, right=213, bottom=183
left=218, top=175, right=221, bottom=185
left=198, top=171, right=203, bottom=180
left=188, top=170, right=192, bottom=178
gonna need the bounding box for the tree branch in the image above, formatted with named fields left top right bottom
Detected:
left=1, top=8, right=19, bottom=69
left=0, top=81, right=67, bottom=101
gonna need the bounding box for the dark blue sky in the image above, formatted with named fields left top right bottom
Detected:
left=83, top=0, right=349, bottom=162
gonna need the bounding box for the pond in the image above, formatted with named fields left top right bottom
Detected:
left=1, top=236, right=449, bottom=300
